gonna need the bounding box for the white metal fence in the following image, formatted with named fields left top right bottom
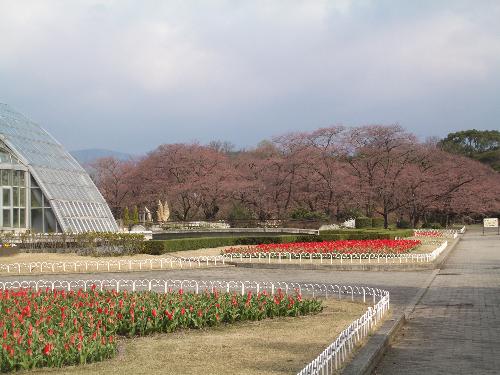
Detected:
left=0, top=277, right=389, bottom=374
left=0, top=227, right=464, bottom=275
left=0, top=255, right=226, bottom=275
left=0, top=278, right=386, bottom=303
left=297, top=288, right=390, bottom=375
left=413, top=225, right=466, bottom=238
left=225, top=240, right=448, bottom=264
left=0, top=241, right=449, bottom=275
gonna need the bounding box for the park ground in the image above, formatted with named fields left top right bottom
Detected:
left=1, top=227, right=497, bottom=373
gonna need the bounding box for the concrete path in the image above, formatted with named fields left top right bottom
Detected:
left=373, top=229, right=500, bottom=374
left=0, top=266, right=431, bottom=317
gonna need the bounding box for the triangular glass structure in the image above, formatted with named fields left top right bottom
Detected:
left=0, top=103, right=118, bottom=233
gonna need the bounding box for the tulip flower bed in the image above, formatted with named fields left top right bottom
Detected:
left=0, top=287, right=322, bottom=372
left=223, top=239, right=421, bottom=258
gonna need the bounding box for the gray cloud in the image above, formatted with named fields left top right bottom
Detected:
left=1, top=0, right=499, bottom=152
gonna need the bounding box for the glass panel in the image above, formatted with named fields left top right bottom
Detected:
left=13, top=209, right=19, bottom=228
left=19, top=171, right=26, bottom=186
left=3, top=209, right=11, bottom=227
left=31, top=188, right=42, bottom=208
left=19, top=208, right=25, bottom=228
left=1, top=170, right=10, bottom=186
left=30, top=176, right=39, bottom=188
left=13, top=171, right=20, bottom=186
left=31, top=208, right=43, bottom=232
left=0, top=151, right=10, bottom=163
left=2, top=188, right=11, bottom=207
left=20, top=188, right=26, bottom=207
left=13, top=187, right=19, bottom=207
left=44, top=208, right=57, bottom=233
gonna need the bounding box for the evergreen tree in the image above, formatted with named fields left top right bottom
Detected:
left=439, top=129, right=500, bottom=171
left=132, top=206, right=139, bottom=225
left=123, top=207, right=130, bottom=227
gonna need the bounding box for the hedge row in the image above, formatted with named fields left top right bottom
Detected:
left=141, top=230, right=414, bottom=255
left=318, top=232, right=413, bottom=241
left=142, top=236, right=304, bottom=255
left=355, top=217, right=386, bottom=228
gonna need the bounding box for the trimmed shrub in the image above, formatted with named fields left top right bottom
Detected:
left=234, top=236, right=297, bottom=245
left=421, top=222, right=442, bottom=229
left=141, top=235, right=311, bottom=254
left=289, top=208, right=329, bottom=221
left=371, top=217, right=385, bottom=228
left=355, top=217, right=372, bottom=228
left=318, top=229, right=413, bottom=240
left=396, top=219, right=411, bottom=229
left=141, top=230, right=414, bottom=255
left=142, top=240, right=164, bottom=255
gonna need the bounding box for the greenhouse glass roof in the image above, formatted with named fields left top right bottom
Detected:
left=0, top=103, right=118, bottom=233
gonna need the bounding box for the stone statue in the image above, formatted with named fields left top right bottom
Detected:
left=163, top=200, right=170, bottom=221
left=145, top=206, right=152, bottom=222
left=156, top=200, right=164, bottom=222
left=156, top=200, right=170, bottom=222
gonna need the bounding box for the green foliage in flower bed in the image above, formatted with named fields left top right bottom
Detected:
left=0, top=287, right=321, bottom=372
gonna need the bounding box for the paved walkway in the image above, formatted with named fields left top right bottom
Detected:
left=0, top=265, right=431, bottom=316
left=374, top=229, right=500, bottom=374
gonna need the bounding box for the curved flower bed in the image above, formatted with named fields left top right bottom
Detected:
left=224, top=239, right=421, bottom=256
left=0, top=287, right=321, bottom=372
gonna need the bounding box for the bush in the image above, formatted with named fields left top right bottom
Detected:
left=318, top=228, right=413, bottom=240
left=396, top=219, right=411, bottom=229
left=227, top=204, right=255, bottom=227
left=371, top=217, right=385, bottom=228
left=127, top=229, right=417, bottom=256
left=142, top=236, right=309, bottom=254
left=355, top=217, right=372, bottom=228
left=289, top=208, right=329, bottom=221
left=234, top=236, right=297, bottom=245
left=14, top=232, right=146, bottom=255
left=143, top=238, right=233, bottom=254
left=421, top=222, right=442, bottom=229
left=142, top=240, right=164, bottom=255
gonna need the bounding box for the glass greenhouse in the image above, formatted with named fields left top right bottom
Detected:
left=0, top=103, right=118, bottom=233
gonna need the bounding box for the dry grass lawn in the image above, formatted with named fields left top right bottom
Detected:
left=27, top=299, right=366, bottom=375
left=0, top=247, right=236, bottom=275
left=0, top=247, right=230, bottom=265
left=411, top=243, right=440, bottom=253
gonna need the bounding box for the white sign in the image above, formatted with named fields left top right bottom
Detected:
left=483, top=218, right=499, bottom=228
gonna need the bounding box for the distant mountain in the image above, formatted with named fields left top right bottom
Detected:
left=70, top=148, right=134, bottom=165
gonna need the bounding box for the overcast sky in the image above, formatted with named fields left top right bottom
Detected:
left=1, top=0, right=499, bottom=153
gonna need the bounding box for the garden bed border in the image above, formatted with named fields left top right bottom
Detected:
left=1, top=278, right=390, bottom=374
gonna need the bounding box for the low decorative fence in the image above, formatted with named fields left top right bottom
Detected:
left=225, top=240, right=448, bottom=264
left=0, top=256, right=227, bottom=274
left=0, top=278, right=385, bottom=302
left=413, top=225, right=466, bottom=238
left=297, top=287, right=390, bottom=375
left=0, top=241, right=450, bottom=275
left=0, top=277, right=389, bottom=374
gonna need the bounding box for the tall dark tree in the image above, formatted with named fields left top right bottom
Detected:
left=439, top=129, right=500, bottom=171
